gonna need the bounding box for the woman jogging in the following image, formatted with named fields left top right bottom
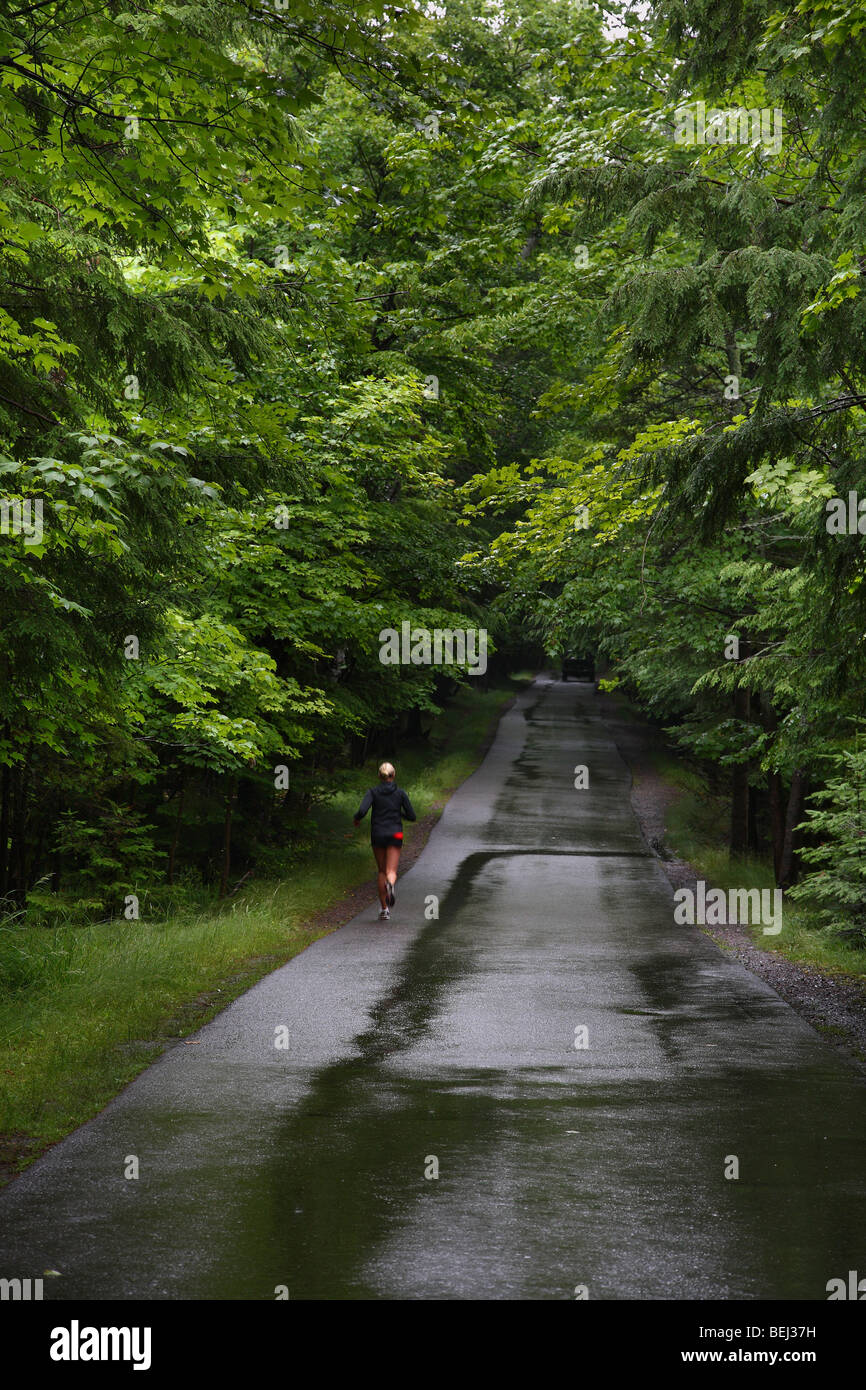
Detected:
left=353, top=762, right=416, bottom=921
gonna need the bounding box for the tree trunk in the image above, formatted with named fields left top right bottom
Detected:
left=14, top=749, right=31, bottom=902
left=31, top=821, right=46, bottom=892
left=724, top=324, right=742, bottom=379
left=168, top=784, right=184, bottom=886
left=778, top=769, right=806, bottom=889
left=748, top=781, right=759, bottom=854
left=730, top=686, right=752, bottom=857
left=768, top=770, right=785, bottom=882
left=218, top=781, right=235, bottom=899
left=0, top=755, right=9, bottom=899
left=3, top=762, right=29, bottom=909
left=760, top=699, right=785, bottom=879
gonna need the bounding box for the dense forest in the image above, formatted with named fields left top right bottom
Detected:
left=2, top=0, right=866, bottom=941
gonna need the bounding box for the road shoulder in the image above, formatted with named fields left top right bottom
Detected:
left=595, top=686, right=866, bottom=1077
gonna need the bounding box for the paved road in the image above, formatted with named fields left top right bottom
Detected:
left=2, top=676, right=865, bottom=1300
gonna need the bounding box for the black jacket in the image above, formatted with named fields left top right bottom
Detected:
left=354, top=782, right=416, bottom=839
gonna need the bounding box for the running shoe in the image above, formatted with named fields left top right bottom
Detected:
left=378, top=906, right=390, bottom=921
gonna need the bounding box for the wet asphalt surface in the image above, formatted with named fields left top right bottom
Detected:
left=1, top=676, right=865, bottom=1301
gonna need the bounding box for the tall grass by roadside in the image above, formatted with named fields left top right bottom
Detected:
left=0, top=675, right=531, bottom=1180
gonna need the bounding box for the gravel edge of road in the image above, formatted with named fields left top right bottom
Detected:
left=593, top=687, right=866, bottom=1079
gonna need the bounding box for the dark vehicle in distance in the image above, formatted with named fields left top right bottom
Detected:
left=560, top=654, right=594, bottom=681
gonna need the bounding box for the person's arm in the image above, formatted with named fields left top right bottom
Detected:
left=353, top=789, right=373, bottom=826
left=401, top=789, right=417, bottom=822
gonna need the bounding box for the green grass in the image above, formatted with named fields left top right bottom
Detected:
left=0, top=674, right=531, bottom=1181
left=660, top=766, right=866, bottom=980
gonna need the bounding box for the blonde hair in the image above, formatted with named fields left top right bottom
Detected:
left=378, top=762, right=396, bottom=780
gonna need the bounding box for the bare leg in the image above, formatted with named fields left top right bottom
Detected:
left=373, top=845, right=388, bottom=908
left=385, top=845, right=401, bottom=893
